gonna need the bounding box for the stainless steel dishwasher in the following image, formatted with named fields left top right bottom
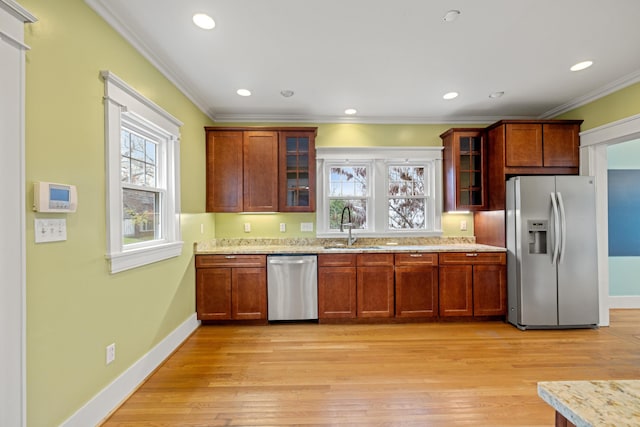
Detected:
left=267, top=254, right=318, bottom=321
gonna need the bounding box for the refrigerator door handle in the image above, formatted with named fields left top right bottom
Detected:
left=551, top=192, right=561, bottom=265
left=557, top=192, right=567, bottom=264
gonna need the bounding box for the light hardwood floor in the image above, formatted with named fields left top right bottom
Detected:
left=102, top=310, right=640, bottom=426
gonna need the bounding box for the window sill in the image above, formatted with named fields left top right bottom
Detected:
left=107, top=241, right=183, bottom=274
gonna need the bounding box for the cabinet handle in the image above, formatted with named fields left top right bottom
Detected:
left=224, top=255, right=237, bottom=259
left=465, top=253, right=479, bottom=257
left=409, top=254, right=423, bottom=257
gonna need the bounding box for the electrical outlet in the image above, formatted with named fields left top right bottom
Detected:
left=200, top=223, right=204, bottom=234
left=106, top=343, right=116, bottom=365
left=243, top=223, right=251, bottom=232
left=279, top=223, right=286, bottom=232
left=460, top=220, right=467, bottom=231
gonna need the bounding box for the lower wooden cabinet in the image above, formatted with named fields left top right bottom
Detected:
left=395, top=253, right=439, bottom=318
left=439, top=252, right=506, bottom=317
left=356, top=254, right=395, bottom=318
left=195, top=255, right=267, bottom=321
left=318, top=254, right=357, bottom=319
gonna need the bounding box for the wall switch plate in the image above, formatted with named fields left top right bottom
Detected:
left=279, top=223, right=286, bottom=232
left=106, top=343, right=116, bottom=365
left=243, top=223, right=251, bottom=232
left=300, top=222, right=313, bottom=232
left=34, top=218, right=67, bottom=243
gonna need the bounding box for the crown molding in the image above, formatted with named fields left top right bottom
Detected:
left=539, top=68, right=640, bottom=119
left=210, top=112, right=533, bottom=125
left=85, top=0, right=212, bottom=119
left=0, top=0, right=36, bottom=22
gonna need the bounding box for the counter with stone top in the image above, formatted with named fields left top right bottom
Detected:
left=194, top=237, right=506, bottom=254
left=538, top=380, right=640, bottom=427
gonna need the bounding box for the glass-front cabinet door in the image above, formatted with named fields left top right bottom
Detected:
left=278, top=130, right=316, bottom=212
left=440, top=128, right=487, bottom=211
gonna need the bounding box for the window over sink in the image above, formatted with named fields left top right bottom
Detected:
left=316, top=147, right=443, bottom=238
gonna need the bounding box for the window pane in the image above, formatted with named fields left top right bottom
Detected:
left=122, top=188, right=160, bottom=244
left=329, top=199, right=367, bottom=230
left=130, top=160, right=145, bottom=186
left=121, top=130, right=131, bottom=157
left=388, top=198, right=426, bottom=230
left=130, top=134, right=146, bottom=161
left=121, top=130, right=157, bottom=188
left=388, top=166, right=425, bottom=196
left=329, top=166, right=367, bottom=196
left=146, top=140, right=156, bottom=163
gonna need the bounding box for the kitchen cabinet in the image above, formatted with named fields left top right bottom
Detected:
left=318, top=254, right=357, bottom=319
left=356, top=253, right=395, bottom=318
left=195, top=255, right=267, bottom=321
left=486, top=120, right=582, bottom=210
left=279, top=130, right=316, bottom=212
left=439, top=252, right=506, bottom=318
left=395, top=253, right=439, bottom=318
left=205, top=127, right=317, bottom=213
left=440, top=128, right=488, bottom=211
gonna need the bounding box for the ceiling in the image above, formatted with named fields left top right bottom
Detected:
left=86, top=0, right=640, bottom=124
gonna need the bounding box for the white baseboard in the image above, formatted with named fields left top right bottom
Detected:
left=61, top=313, right=200, bottom=427
left=609, top=296, right=640, bottom=309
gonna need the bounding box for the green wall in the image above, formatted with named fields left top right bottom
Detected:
left=22, top=0, right=213, bottom=425
left=213, top=122, right=480, bottom=239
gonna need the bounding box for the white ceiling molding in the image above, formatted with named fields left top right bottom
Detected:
left=0, top=0, right=37, bottom=22
left=540, top=69, right=640, bottom=119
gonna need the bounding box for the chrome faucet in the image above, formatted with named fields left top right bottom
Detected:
left=340, top=206, right=358, bottom=246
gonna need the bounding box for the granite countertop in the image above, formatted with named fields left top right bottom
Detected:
left=538, top=380, right=640, bottom=427
left=194, top=237, right=506, bottom=255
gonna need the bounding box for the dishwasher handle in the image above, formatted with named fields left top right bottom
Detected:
left=268, top=258, right=316, bottom=265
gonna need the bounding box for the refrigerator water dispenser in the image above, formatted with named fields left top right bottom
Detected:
left=527, top=220, right=547, bottom=254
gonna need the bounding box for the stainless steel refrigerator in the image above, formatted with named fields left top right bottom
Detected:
left=506, top=176, right=599, bottom=329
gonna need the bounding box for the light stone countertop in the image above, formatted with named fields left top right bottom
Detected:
left=194, top=237, right=506, bottom=255
left=538, top=380, right=640, bottom=427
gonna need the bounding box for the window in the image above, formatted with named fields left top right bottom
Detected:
left=317, top=147, right=443, bottom=237
left=102, top=71, right=183, bottom=273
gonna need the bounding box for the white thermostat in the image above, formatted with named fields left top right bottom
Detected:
left=33, top=182, right=78, bottom=213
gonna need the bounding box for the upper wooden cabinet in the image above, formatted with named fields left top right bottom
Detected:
left=486, top=120, right=582, bottom=210
left=205, top=127, right=317, bottom=213
left=278, top=130, right=316, bottom=212
left=441, top=128, right=488, bottom=211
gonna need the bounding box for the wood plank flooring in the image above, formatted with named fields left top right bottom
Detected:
left=102, top=310, right=640, bottom=426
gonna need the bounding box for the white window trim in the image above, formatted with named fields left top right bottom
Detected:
left=102, top=70, right=183, bottom=273
left=316, top=146, right=443, bottom=238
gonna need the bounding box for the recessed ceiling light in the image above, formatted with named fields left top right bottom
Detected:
left=192, top=13, right=215, bottom=30
left=489, top=91, right=505, bottom=99
left=443, top=10, right=461, bottom=22
left=280, top=90, right=294, bottom=98
left=570, top=60, right=593, bottom=72
left=443, top=92, right=459, bottom=100
left=236, top=89, right=251, bottom=97
left=345, top=108, right=357, bottom=115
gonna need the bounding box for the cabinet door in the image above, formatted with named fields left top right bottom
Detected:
left=439, top=265, right=473, bottom=317
left=206, top=131, right=243, bottom=212
left=395, top=265, right=438, bottom=318
left=196, top=268, right=232, bottom=320
left=442, top=129, right=487, bottom=211
left=505, top=124, right=543, bottom=167
left=318, top=266, right=357, bottom=318
left=243, top=131, right=278, bottom=212
left=542, top=123, right=580, bottom=167
left=279, top=131, right=316, bottom=212
left=232, top=267, right=267, bottom=320
left=473, top=264, right=507, bottom=316
left=357, top=266, right=394, bottom=318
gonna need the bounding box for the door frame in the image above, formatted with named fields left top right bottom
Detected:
left=580, top=112, right=640, bottom=326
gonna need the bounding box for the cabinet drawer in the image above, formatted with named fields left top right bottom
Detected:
left=357, top=253, right=394, bottom=266
left=196, top=254, right=266, bottom=268
left=395, top=253, right=438, bottom=266
left=439, top=252, right=506, bottom=265
left=318, top=253, right=356, bottom=267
